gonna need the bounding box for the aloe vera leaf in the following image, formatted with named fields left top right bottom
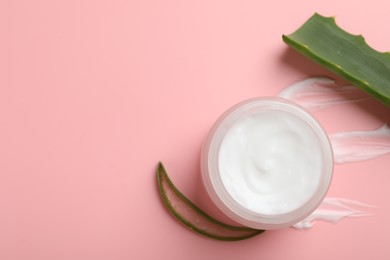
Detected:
left=157, top=162, right=264, bottom=241
left=282, top=13, right=390, bottom=106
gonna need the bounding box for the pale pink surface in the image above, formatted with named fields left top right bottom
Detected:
left=1, top=1, right=390, bottom=259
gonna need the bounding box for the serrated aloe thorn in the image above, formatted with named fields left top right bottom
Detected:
left=283, top=13, right=390, bottom=106
left=156, top=162, right=264, bottom=241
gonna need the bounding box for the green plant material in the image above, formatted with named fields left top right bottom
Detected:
left=156, top=162, right=264, bottom=241
left=283, top=13, right=390, bottom=106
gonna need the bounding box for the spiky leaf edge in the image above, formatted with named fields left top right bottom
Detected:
left=283, top=13, right=390, bottom=106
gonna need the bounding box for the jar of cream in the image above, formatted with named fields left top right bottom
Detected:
left=201, top=97, right=333, bottom=230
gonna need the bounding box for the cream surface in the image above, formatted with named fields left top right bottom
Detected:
left=218, top=109, right=323, bottom=215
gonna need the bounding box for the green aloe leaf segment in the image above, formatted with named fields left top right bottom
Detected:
left=157, top=162, right=264, bottom=241
left=283, top=13, right=390, bottom=106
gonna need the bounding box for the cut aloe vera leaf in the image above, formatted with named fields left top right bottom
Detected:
left=283, top=13, right=390, bottom=106
left=157, top=162, right=264, bottom=241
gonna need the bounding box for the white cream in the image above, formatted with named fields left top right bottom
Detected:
left=279, top=77, right=390, bottom=164
left=292, top=198, right=376, bottom=230
left=202, top=98, right=333, bottom=229
left=218, top=109, right=323, bottom=215
left=278, top=77, right=370, bottom=111
left=330, top=124, right=390, bottom=164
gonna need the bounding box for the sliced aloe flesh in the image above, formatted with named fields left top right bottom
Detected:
left=283, top=13, right=390, bottom=106
left=157, top=162, right=264, bottom=241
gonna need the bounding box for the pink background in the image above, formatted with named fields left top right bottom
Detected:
left=1, top=0, right=390, bottom=259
